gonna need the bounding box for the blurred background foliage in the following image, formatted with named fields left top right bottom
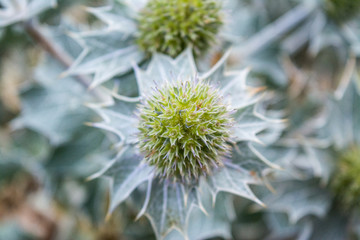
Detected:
left=0, top=0, right=359, bottom=239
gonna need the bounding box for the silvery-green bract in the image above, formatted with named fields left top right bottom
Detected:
left=89, top=49, right=283, bottom=239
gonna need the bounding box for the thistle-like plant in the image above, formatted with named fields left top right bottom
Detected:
left=136, top=0, right=222, bottom=58
left=65, top=0, right=243, bottom=87
left=89, top=49, right=283, bottom=239
left=138, top=78, right=233, bottom=182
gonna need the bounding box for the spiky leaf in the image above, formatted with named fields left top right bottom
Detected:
left=0, top=0, right=56, bottom=27
left=260, top=179, right=331, bottom=223
left=66, top=1, right=145, bottom=87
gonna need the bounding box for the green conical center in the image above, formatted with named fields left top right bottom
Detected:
left=136, top=0, right=223, bottom=58
left=138, top=79, right=233, bottom=182
left=331, top=146, right=360, bottom=210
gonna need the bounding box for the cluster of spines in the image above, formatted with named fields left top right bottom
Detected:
left=137, top=78, right=233, bottom=183
left=136, top=0, right=223, bottom=58
left=331, top=146, right=360, bottom=211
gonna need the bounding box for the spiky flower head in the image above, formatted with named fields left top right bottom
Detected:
left=331, top=146, right=360, bottom=211
left=325, top=0, right=360, bottom=22
left=137, top=78, right=233, bottom=182
left=90, top=50, right=281, bottom=239
left=136, top=0, right=223, bottom=58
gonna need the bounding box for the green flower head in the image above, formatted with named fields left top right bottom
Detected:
left=90, top=50, right=281, bottom=239
left=136, top=0, right=223, bottom=57
left=331, top=146, right=360, bottom=210
left=137, top=78, right=233, bottom=182
left=325, top=0, right=360, bottom=22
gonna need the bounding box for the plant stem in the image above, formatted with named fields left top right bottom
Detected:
left=24, top=20, right=109, bottom=102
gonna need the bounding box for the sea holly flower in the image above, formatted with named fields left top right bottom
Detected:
left=137, top=78, right=233, bottom=183
left=64, top=0, right=243, bottom=87
left=89, top=49, right=283, bottom=239
left=136, top=0, right=223, bottom=58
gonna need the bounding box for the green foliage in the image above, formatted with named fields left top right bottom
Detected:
left=331, top=146, right=360, bottom=211
left=136, top=0, right=223, bottom=57
left=138, top=78, right=232, bottom=182
left=3, top=0, right=360, bottom=239
left=325, top=0, right=360, bottom=22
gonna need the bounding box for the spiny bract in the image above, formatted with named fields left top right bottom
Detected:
left=325, top=0, right=360, bottom=22
left=331, top=146, right=360, bottom=211
left=136, top=0, right=223, bottom=58
left=137, top=78, right=233, bottom=182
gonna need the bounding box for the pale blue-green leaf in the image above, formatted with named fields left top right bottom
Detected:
left=231, top=142, right=282, bottom=173
left=261, top=179, right=331, bottom=223
left=14, top=57, right=94, bottom=145
left=221, top=0, right=263, bottom=42
left=309, top=208, right=349, bottom=240
left=0, top=129, right=50, bottom=164
left=200, top=59, right=262, bottom=109
left=143, top=180, right=197, bottom=240
left=186, top=182, right=234, bottom=240
left=265, top=212, right=312, bottom=240
left=14, top=79, right=91, bottom=145
left=87, top=2, right=137, bottom=32
left=100, top=146, right=153, bottom=213
left=344, top=21, right=360, bottom=57
left=208, top=166, right=264, bottom=206
left=66, top=29, right=144, bottom=87
left=45, top=127, right=106, bottom=178
left=253, top=141, right=334, bottom=182
left=163, top=190, right=234, bottom=240
left=110, top=71, right=140, bottom=97
left=282, top=11, right=326, bottom=54
left=308, top=22, right=346, bottom=56
left=232, top=104, right=272, bottom=143
left=299, top=143, right=334, bottom=182
left=134, top=48, right=197, bottom=96
left=0, top=0, right=56, bottom=27
left=199, top=49, right=233, bottom=87
left=220, top=69, right=263, bottom=109
left=163, top=230, right=183, bottom=240
left=122, top=0, right=147, bottom=13
left=327, top=80, right=360, bottom=149
left=90, top=96, right=139, bottom=144
left=261, top=144, right=301, bottom=175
